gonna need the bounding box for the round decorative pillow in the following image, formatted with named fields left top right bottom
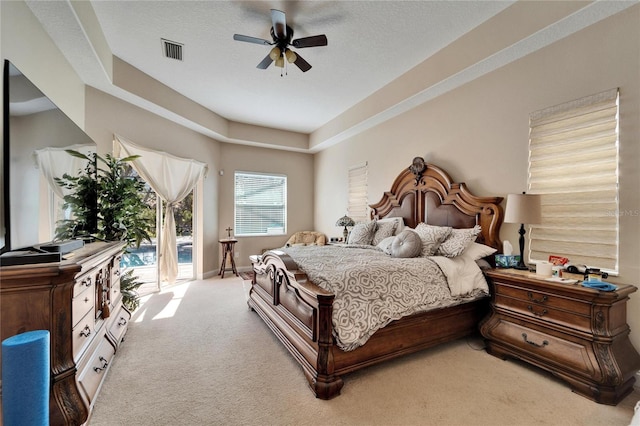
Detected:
left=390, top=229, right=422, bottom=258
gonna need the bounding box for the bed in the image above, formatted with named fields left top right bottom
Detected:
left=249, top=157, right=504, bottom=399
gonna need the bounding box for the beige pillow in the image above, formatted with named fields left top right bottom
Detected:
left=414, top=223, right=452, bottom=257
left=372, top=220, right=397, bottom=246
left=348, top=221, right=376, bottom=245
left=436, top=225, right=482, bottom=258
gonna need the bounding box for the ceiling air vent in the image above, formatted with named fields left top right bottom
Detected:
left=161, top=38, right=183, bottom=61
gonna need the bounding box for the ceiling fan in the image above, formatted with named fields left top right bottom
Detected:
left=233, top=9, right=328, bottom=72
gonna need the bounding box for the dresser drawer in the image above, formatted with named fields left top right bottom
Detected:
left=110, top=277, right=121, bottom=307
left=494, top=294, right=591, bottom=333
left=488, top=318, right=598, bottom=380
left=72, top=282, right=95, bottom=328
left=72, top=311, right=95, bottom=361
left=107, top=304, right=131, bottom=348
left=494, top=282, right=591, bottom=316
left=78, top=337, right=115, bottom=404
left=74, top=273, right=95, bottom=297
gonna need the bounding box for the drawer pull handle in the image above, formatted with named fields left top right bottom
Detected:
left=114, top=270, right=120, bottom=277
left=527, top=292, right=547, bottom=303
left=118, top=317, right=127, bottom=326
left=522, top=333, right=548, bottom=348
left=93, top=357, right=109, bottom=373
left=80, top=325, right=91, bottom=338
left=84, top=297, right=90, bottom=303
left=82, top=279, right=91, bottom=287
left=527, top=305, right=548, bottom=317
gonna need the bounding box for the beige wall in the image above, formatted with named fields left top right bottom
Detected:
left=84, top=87, right=221, bottom=278
left=218, top=143, right=314, bottom=270
left=315, top=7, right=640, bottom=348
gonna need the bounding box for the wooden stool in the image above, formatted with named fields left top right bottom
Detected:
left=218, top=238, right=238, bottom=278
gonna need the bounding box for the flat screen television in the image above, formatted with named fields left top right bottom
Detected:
left=1, top=60, right=97, bottom=255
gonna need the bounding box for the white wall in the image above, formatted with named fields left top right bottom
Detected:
left=314, top=6, right=640, bottom=348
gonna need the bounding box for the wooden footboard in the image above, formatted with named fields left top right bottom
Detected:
left=249, top=251, right=488, bottom=399
left=249, top=251, right=343, bottom=399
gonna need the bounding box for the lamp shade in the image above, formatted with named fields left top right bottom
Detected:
left=504, top=193, right=542, bottom=224
left=336, top=215, right=355, bottom=228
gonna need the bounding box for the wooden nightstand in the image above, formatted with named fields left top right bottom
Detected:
left=480, top=268, right=640, bottom=405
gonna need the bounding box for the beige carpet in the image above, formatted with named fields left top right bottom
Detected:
left=89, top=276, right=640, bottom=426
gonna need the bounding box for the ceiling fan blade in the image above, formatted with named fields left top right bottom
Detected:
left=233, top=34, right=272, bottom=45
left=271, top=9, right=286, bottom=39
left=293, top=53, right=312, bottom=72
left=292, top=35, right=328, bottom=48
left=256, top=54, right=273, bottom=70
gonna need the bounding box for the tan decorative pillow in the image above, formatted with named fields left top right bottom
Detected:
left=436, top=225, right=482, bottom=258
left=414, top=223, right=452, bottom=257
left=348, top=221, right=376, bottom=245
left=372, top=220, right=397, bottom=246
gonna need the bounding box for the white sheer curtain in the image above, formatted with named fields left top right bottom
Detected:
left=114, top=135, right=208, bottom=285
left=34, top=144, right=95, bottom=199
left=34, top=144, right=95, bottom=238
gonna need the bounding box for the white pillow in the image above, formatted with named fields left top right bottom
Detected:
left=376, top=236, right=395, bottom=254
left=461, top=242, right=497, bottom=261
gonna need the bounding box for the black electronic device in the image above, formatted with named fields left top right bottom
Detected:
left=40, top=239, right=84, bottom=254
left=0, top=248, right=61, bottom=266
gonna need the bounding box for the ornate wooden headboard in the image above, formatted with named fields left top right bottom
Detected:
left=369, top=157, right=503, bottom=250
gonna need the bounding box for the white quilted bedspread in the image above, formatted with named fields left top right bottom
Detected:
left=282, top=245, right=487, bottom=351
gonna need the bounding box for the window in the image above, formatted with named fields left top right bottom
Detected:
left=234, top=172, right=287, bottom=236
left=348, top=162, right=368, bottom=223
left=528, top=88, right=619, bottom=273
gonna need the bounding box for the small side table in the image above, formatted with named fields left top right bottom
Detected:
left=218, top=238, right=238, bottom=278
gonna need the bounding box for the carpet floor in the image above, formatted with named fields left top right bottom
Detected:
left=88, top=276, right=640, bottom=425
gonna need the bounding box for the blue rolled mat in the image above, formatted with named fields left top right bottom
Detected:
left=2, top=330, right=50, bottom=426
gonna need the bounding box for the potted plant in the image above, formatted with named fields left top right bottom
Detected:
left=55, top=150, right=154, bottom=311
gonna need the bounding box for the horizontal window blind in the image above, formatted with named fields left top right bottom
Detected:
left=234, top=172, right=287, bottom=236
left=348, top=162, right=368, bottom=223
left=528, top=88, right=619, bottom=272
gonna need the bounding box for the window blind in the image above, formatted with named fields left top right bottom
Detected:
left=528, top=88, right=619, bottom=272
left=348, top=162, right=368, bottom=223
left=234, top=172, right=287, bottom=236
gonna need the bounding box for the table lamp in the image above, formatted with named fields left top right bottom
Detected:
left=504, top=192, right=541, bottom=270
left=335, top=215, right=355, bottom=242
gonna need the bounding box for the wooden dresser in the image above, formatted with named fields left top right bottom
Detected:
left=0, top=241, right=131, bottom=425
left=480, top=268, right=640, bottom=405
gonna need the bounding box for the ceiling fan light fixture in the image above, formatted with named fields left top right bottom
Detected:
left=285, top=49, right=297, bottom=63
left=275, top=56, right=285, bottom=68
left=269, top=46, right=281, bottom=61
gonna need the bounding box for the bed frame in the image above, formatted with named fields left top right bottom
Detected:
left=249, top=157, right=503, bottom=399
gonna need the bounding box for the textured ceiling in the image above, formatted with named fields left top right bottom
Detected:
left=26, top=0, right=512, bottom=134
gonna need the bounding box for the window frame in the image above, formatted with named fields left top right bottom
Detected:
left=234, top=171, right=287, bottom=237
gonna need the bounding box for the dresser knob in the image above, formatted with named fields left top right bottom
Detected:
left=118, top=317, right=127, bottom=326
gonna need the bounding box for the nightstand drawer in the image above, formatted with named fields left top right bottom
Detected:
left=494, top=294, right=591, bottom=332
left=488, top=319, right=598, bottom=379
left=494, top=282, right=591, bottom=316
